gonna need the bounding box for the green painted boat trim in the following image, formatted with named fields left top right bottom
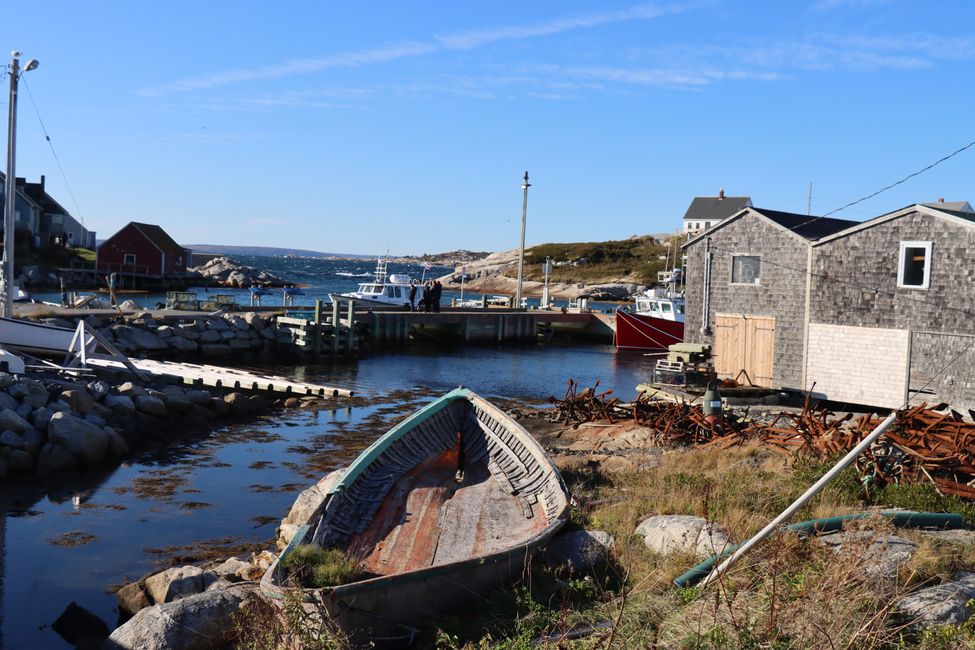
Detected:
left=329, top=386, right=472, bottom=496
left=673, top=510, right=967, bottom=589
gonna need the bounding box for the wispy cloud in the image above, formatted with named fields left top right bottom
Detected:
left=436, top=3, right=685, bottom=50
left=809, top=0, right=890, bottom=12
left=139, top=3, right=689, bottom=96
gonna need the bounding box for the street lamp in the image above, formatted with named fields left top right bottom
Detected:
left=515, top=171, right=530, bottom=309
left=3, top=51, right=39, bottom=317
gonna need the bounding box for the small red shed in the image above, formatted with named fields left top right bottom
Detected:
left=96, top=222, right=189, bottom=276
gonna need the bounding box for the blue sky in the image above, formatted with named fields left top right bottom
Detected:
left=3, top=1, right=974, bottom=255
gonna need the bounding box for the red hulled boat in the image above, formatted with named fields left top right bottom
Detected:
left=614, top=292, right=685, bottom=351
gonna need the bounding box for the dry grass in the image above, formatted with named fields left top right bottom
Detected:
left=434, top=445, right=975, bottom=649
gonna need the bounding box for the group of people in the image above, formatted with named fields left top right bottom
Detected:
left=408, top=279, right=442, bottom=312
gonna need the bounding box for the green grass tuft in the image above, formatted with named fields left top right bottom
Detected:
left=281, top=545, right=363, bottom=588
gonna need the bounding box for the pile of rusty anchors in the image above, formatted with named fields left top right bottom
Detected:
left=548, top=379, right=629, bottom=424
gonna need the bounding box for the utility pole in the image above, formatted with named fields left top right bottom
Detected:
left=515, top=171, right=530, bottom=309
left=541, top=256, right=551, bottom=308
left=2, top=52, right=37, bottom=318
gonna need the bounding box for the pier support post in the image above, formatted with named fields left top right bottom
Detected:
left=312, top=299, right=323, bottom=357
left=331, top=300, right=340, bottom=354
left=346, top=300, right=355, bottom=350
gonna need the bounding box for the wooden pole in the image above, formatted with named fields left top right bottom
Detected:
left=698, top=410, right=899, bottom=588
left=312, top=299, right=323, bottom=356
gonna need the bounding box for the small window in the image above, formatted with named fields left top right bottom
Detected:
left=704, top=221, right=711, bottom=229
left=898, top=241, right=932, bottom=289
left=660, top=302, right=672, bottom=313
left=732, top=255, right=761, bottom=284
left=123, top=253, right=136, bottom=265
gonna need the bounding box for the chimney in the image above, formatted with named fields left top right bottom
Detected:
left=718, top=188, right=725, bottom=200
left=938, top=197, right=945, bottom=203
left=40, top=175, right=45, bottom=190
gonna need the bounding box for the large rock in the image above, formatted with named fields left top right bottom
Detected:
left=241, top=312, right=266, bottom=330
left=144, top=566, right=205, bottom=604
left=0, top=430, right=23, bottom=448
left=206, top=318, right=230, bottom=332
left=105, top=394, right=136, bottom=415
left=36, top=442, right=78, bottom=475
left=541, top=529, right=615, bottom=575
left=817, top=531, right=917, bottom=580
left=135, top=395, right=167, bottom=418
left=87, top=380, right=111, bottom=401
left=47, top=412, right=110, bottom=463
left=167, top=336, right=198, bottom=352
left=31, top=406, right=53, bottom=432
left=61, top=389, right=95, bottom=414
left=160, top=388, right=193, bottom=413
left=0, top=408, right=30, bottom=433
left=6, top=449, right=33, bottom=472
left=116, top=382, right=147, bottom=397
left=198, top=330, right=222, bottom=344
left=104, top=586, right=250, bottom=650
left=117, top=581, right=152, bottom=617
left=113, top=325, right=167, bottom=351
left=0, top=391, right=18, bottom=411
left=212, top=558, right=261, bottom=583
left=9, top=379, right=49, bottom=408
left=898, top=572, right=975, bottom=627
left=635, top=515, right=732, bottom=557
left=184, top=389, right=211, bottom=405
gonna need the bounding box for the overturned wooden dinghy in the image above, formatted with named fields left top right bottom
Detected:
left=261, top=387, right=570, bottom=642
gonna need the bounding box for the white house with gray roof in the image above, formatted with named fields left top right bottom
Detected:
left=682, top=189, right=752, bottom=235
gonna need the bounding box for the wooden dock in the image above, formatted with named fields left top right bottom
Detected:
left=84, top=356, right=355, bottom=397
left=274, top=300, right=614, bottom=354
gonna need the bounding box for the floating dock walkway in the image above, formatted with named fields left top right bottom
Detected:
left=84, top=356, right=354, bottom=398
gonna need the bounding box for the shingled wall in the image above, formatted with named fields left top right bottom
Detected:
left=684, top=214, right=809, bottom=388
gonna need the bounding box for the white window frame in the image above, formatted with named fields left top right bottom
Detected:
left=730, top=254, right=762, bottom=285
left=897, top=241, right=932, bottom=290
left=123, top=253, right=136, bottom=265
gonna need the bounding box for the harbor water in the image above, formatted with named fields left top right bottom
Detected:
left=0, top=342, right=653, bottom=648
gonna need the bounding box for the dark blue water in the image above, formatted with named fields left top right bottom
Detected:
left=0, top=343, right=651, bottom=648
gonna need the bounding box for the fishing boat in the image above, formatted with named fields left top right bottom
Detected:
left=261, top=387, right=571, bottom=642
left=0, top=316, right=86, bottom=356
left=329, top=256, right=415, bottom=309
left=614, top=289, right=685, bottom=352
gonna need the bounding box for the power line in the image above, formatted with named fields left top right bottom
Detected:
left=784, top=137, right=975, bottom=235
left=20, top=75, right=86, bottom=226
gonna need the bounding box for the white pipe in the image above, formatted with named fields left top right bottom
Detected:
left=698, top=410, right=898, bottom=589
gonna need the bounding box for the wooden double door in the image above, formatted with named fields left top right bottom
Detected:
left=714, top=314, right=775, bottom=387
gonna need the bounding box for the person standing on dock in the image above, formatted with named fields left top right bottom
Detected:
left=409, top=280, right=418, bottom=311
left=422, top=281, right=432, bottom=312
left=431, top=280, right=442, bottom=313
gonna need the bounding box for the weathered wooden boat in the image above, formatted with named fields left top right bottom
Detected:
left=0, top=316, right=87, bottom=356
left=260, top=387, right=571, bottom=643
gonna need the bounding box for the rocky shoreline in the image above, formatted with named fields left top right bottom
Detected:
left=187, top=256, right=290, bottom=288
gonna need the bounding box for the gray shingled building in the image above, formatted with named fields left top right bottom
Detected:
left=683, top=201, right=975, bottom=410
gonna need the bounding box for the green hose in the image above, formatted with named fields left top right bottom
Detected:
left=672, top=510, right=967, bottom=589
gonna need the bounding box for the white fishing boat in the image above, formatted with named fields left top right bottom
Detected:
left=0, top=317, right=84, bottom=356
left=329, top=256, right=415, bottom=309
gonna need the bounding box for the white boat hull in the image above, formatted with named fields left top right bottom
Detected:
left=0, top=317, right=79, bottom=356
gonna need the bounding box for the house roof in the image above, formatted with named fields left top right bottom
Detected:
left=129, top=222, right=187, bottom=255
left=682, top=195, right=752, bottom=222
left=749, top=208, right=860, bottom=240
left=682, top=206, right=860, bottom=249
left=921, top=201, right=973, bottom=213
left=813, top=203, right=975, bottom=246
